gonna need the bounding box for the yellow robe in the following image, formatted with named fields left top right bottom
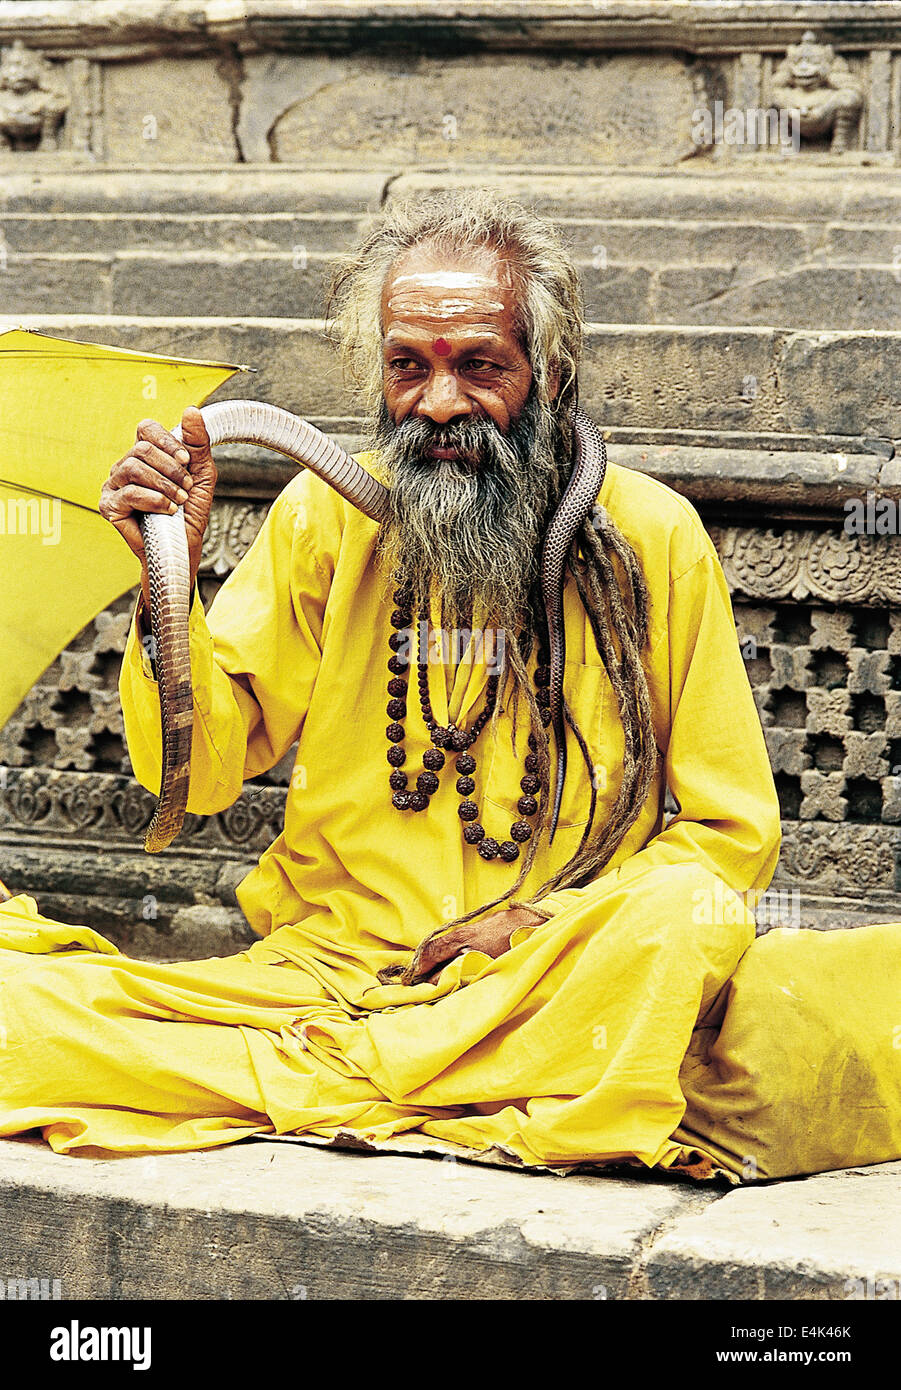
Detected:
left=1, top=454, right=895, bottom=1176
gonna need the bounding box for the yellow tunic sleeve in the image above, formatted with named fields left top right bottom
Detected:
left=533, top=542, right=782, bottom=919
left=118, top=472, right=340, bottom=816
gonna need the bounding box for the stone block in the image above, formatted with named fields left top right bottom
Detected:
left=0, top=1137, right=702, bottom=1300
left=810, top=610, right=856, bottom=652
left=576, top=264, right=654, bottom=324
left=0, top=253, right=110, bottom=313
left=884, top=692, right=901, bottom=738
left=101, top=59, right=236, bottom=164
left=734, top=604, right=776, bottom=649
left=653, top=265, right=740, bottom=321
left=165, top=904, right=256, bottom=959
left=769, top=644, right=813, bottom=691
left=848, top=649, right=891, bottom=695
left=842, top=731, right=888, bottom=780
left=240, top=52, right=697, bottom=167
left=800, top=770, right=847, bottom=822
left=822, top=223, right=901, bottom=264
left=558, top=219, right=811, bottom=271
left=779, top=332, right=901, bottom=438
left=646, top=1161, right=901, bottom=1300
left=0, top=168, right=387, bottom=217
left=0, top=212, right=367, bottom=257
left=580, top=325, right=781, bottom=434
left=109, top=252, right=333, bottom=319
left=675, top=266, right=901, bottom=331
left=765, top=728, right=811, bottom=777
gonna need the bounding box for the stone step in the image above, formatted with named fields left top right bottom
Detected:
left=6, top=165, right=901, bottom=224
left=5, top=249, right=901, bottom=328
left=0, top=1134, right=897, bottom=1300
left=3, top=313, right=900, bottom=441
left=6, top=210, right=901, bottom=269
left=0, top=212, right=368, bottom=256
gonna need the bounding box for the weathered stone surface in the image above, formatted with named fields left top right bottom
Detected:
left=2, top=311, right=900, bottom=444
left=0, top=211, right=366, bottom=255
left=389, top=166, right=901, bottom=224
left=248, top=52, right=696, bottom=167
left=0, top=1135, right=705, bottom=1300
left=646, top=1161, right=901, bottom=1300
left=165, top=904, right=256, bottom=958
left=0, top=167, right=387, bottom=215
left=109, top=251, right=333, bottom=319
left=670, top=266, right=901, bottom=330
left=101, top=58, right=236, bottom=164
left=3, top=0, right=901, bottom=58
left=0, top=1134, right=897, bottom=1301
left=0, top=252, right=111, bottom=313
left=779, top=331, right=901, bottom=437
left=560, top=219, right=812, bottom=269
left=574, top=263, right=655, bottom=324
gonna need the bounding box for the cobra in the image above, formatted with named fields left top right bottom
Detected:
left=138, top=402, right=606, bottom=854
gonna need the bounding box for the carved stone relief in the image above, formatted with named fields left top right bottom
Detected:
left=770, top=30, right=864, bottom=154
left=0, top=40, right=68, bottom=152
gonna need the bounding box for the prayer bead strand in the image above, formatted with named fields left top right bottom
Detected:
left=384, top=580, right=546, bottom=862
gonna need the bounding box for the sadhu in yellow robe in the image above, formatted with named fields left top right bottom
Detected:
left=1, top=453, right=899, bottom=1178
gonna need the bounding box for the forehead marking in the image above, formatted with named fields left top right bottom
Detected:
left=391, top=271, right=507, bottom=290
left=386, top=270, right=509, bottom=320
left=433, top=337, right=452, bottom=355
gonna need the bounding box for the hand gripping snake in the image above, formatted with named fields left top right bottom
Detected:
left=138, top=402, right=606, bottom=854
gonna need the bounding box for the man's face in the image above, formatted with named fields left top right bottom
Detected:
left=380, top=243, right=536, bottom=446
left=372, top=240, right=567, bottom=632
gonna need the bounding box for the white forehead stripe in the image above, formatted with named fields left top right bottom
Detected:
left=391, top=271, right=505, bottom=291
left=386, top=295, right=506, bottom=316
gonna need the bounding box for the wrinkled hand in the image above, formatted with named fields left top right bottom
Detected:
left=411, top=906, right=546, bottom=983
left=98, top=407, right=216, bottom=611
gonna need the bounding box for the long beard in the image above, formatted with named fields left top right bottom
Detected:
left=370, top=389, right=568, bottom=633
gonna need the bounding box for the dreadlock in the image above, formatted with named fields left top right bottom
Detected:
left=324, top=189, right=658, bottom=984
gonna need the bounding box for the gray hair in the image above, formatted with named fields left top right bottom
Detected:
left=325, top=187, right=583, bottom=425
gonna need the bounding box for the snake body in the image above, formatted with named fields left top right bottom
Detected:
left=138, top=402, right=605, bottom=853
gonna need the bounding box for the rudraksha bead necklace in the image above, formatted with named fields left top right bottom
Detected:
left=385, top=580, right=552, bottom=863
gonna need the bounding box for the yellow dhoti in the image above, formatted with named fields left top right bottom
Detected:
left=1, top=864, right=898, bottom=1179
left=0, top=862, right=751, bottom=1167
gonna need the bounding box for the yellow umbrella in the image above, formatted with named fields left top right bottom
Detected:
left=0, top=327, right=240, bottom=730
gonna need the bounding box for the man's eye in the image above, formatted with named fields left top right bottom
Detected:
left=465, top=359, right=498, bottom=372
left=388, top=358, right=421, bottom=371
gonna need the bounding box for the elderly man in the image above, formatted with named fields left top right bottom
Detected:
left=0, top=191, right=784, bottom=1172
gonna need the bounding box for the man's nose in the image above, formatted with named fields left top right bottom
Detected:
left=416, top=370, right=472, bottom=425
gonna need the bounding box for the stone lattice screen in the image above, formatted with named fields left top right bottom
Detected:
left=1, top=503, right=899, bottom=912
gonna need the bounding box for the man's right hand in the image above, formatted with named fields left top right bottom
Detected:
left=98, top=407, right=217, bottom=611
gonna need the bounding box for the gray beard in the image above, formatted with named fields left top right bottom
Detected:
left=370, top=389, right=567, bottom=634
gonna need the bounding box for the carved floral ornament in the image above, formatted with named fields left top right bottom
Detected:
left=710, top=526, right=901, bottom=605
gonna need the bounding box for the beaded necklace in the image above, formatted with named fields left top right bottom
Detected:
left=384, top=579, right=551, bottom=862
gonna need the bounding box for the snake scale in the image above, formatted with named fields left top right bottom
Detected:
left=138, top=402, right=606, bottom=853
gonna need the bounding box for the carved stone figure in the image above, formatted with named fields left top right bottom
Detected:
left=770, top=30, right=863, bottom=154
left=0, top=40, right=68, bottom=152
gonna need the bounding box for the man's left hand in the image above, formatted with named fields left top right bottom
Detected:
left=411, top=906, right=546, bottom=983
